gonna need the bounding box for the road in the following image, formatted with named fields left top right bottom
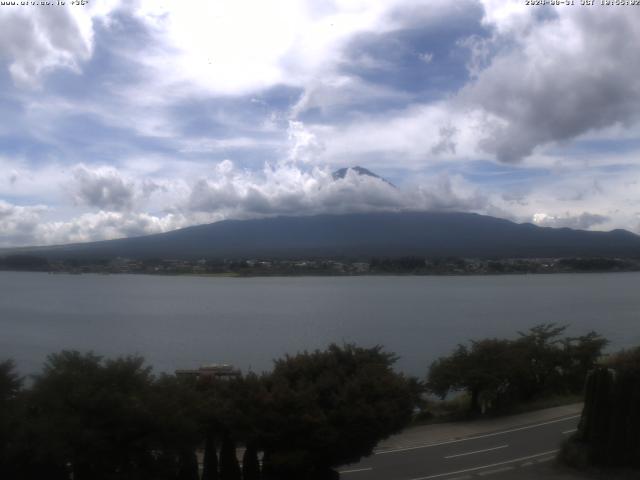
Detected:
left=339, top=413, right=580, bottom=480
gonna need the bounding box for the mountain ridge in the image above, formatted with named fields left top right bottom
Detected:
left=5, top=211, right=640, bottom=260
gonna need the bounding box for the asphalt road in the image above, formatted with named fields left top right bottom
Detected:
left=338, top=414, right=580, bottom=480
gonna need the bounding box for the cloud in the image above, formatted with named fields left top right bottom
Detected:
left=419, top=51, right=433, bottom=64
left=532, top=212, right=610, bottom=231
left=3, top=1, right=640, bottom=249
left=71, top=165, right=137, bottom=211
left=0, top=200, right=48, bottom=247
left=286, top=121, right=325, bottom=164
left=0, top=200, right=187, bottom=247
left=124, top=0, right=413, bottom=98
left=461, top=4, right=640, bottom=162
left=186, top=160, right=487, bottom=219
left=431, top=125, right=458, bottom=156
left=0, top=159, right=493, bottom=247
left=0, top=1, right=123, bottom=85
left=38, top=210, right=185, bottom=245
left=300, top=103, right=486, bottom=169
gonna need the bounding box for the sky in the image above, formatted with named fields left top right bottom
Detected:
left=1, top=0, right=640, bottom=247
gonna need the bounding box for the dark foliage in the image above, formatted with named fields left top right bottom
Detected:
left=558, top=257, right=625, bottom=271
left=570, top=347, right=640, bottom=469
left=219, top=435, right=242, bottom=480
left=202, top=434, right=219, bottom=480
left=1, top=343, right=418, bottom=479
left=427, top=324, right=608, bottom=414
left=258, top=344, right=416, bottom=477
left=242, top=443, right=260, bottom=480
left=0, top=255, right=49, bottom=271
left=0, top=361, right=23, bottom=479
left=370, top=256, right=427, bottom=272
left=178, top=450, right=200, bottom=480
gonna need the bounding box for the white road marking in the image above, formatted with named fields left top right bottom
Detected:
left=562, top=428, right=577, bottom=435
left=477, top=466, right=514, bottom=476
left=376, top=415, right=579, bottom=455
left=407, top=449, right=559, bottom=480
left=444, top=444, right=509, bottom=459
left=339, top=467, right=373, bottom=474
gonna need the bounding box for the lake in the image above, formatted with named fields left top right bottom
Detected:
left=1, top=271, right=639, bottom=377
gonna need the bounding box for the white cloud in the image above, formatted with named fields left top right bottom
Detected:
left=286, top=121, right=326, bottom=164
left=419, top=51, right=434, bottom=64
left=0, top=158, right=494, bottom=246
left=38, top=210, right=186, bottom=245
left=299, top=103, right=488, bottom=169
left=71, top=164, right=136, bottom=211
left=124, top=0, right=408, bottom=98
left=185, top=160, right=487, bottom=220
left=532, top=212, right=609, bottom=230
left=0, top=200, right=48, bottom=247
left=0, top=1, right=123, bottom=85
left=290, top=75, right=410, bottom=119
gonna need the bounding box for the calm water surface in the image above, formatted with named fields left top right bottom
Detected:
left=1, top=272, right=639, bottom=377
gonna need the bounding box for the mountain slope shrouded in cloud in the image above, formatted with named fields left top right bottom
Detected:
left=13, top=211, right=640, bottom=260
left=332, top=166, right=396, bottom=187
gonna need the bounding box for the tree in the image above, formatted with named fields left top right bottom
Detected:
left=0, top=360, right=23, bottom=479
left=427, top=325, right=609, bottom=415
left=22, top=351, right=161, bottom=479
left=560, top=331, right=609, bottom=392
left=0, top=360, right=22, bottom=401
left=565, top=347, right=640, bottom=469
left=427, top=339, right=515, bottom=414
left=147, top=374, right=203, bottom=477
left=242, top=442, right=260, bottom=480
left=201, top=433, right=219, bottom=480
left=512, top=324, right=569, bottom=399
left=219, top=434, right=241, bottom=480
left=257, top=344, right=416, bottom=478
left=177, top=449, right=199, bottom=480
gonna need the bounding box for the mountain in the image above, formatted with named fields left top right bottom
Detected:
left=10, top=211, right=640, bottom=260
left=332, top=166, right=395, bottom=187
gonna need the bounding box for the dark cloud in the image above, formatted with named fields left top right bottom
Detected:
left=463, top=8, right=640, bottom=163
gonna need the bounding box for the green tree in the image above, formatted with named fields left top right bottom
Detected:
left=22, top=351, right=159, bottom=479
left=258, top=344, right=416, bottom=478
left=560, top=331, right=609, bottom=392
left=428, top=339, right=515, bottom=414
left=511, top=324, right=569, bottom=399
left=427, top=325, right=608, bottom=415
